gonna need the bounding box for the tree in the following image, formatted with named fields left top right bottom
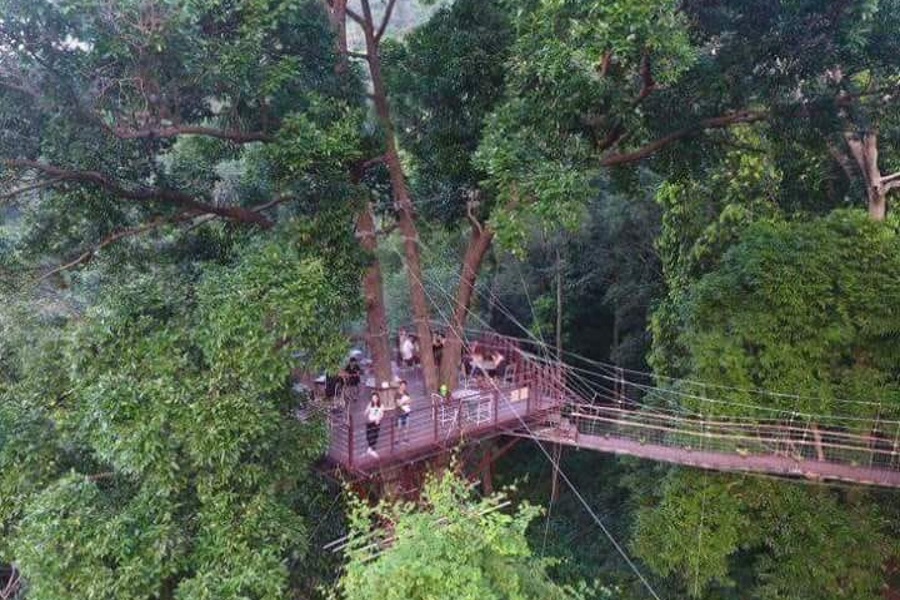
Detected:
left=0, top=0, right=397, bottom=385
left=0, top=219, right=360, bottom=600
left=0, top=0, right=361, bottom=231
left=333, top=469, right=592, bottom=600
left=475, top=0, right=900, bottom=222
left=383, top=0, right=514, bottom=388
left=659, top=210, right=900, bottom=418
left=633, top=211, right=900, bottom=598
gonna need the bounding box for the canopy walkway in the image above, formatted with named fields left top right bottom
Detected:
left=325, top=333, right=900, bottom=488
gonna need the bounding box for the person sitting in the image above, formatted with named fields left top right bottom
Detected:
left=491, top=351, right=505, bottom=376
left=324, top=373, right=340, bottom=402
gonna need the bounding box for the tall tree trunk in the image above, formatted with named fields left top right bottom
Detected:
left=359, top=0, right=438, bottom=392
left=357, top=204, right=393, bottom=384
left=325, top=0, right=349, bottom=74
left=843, top=130, right=900, bottom=221
left=325, top=0, right=392, bottom=384
left=440, top=224, right=494, bottom=390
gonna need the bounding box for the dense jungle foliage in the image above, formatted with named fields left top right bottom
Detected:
left=1, top=0, right=900, bottom=599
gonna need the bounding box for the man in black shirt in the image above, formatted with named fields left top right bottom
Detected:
left=343, top=356, right=362, bottom=403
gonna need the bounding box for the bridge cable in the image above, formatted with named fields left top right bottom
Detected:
left=392, top=246, right=666, bottom=600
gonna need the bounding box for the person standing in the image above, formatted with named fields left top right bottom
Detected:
left=432, top=331, right=445, bottom=369
left=366, top=393, right=384, bottom=458
left=400, top=332, right=416, bottom=368
left=343, top=356, right=362, bottom=403
left=396, top=380, right=412, bottom=444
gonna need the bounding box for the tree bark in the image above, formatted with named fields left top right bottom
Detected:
left=440, top=224, right=494, bottom=390
left=842, top=130, right=900, bottom=221
left=359, top=0, right=438, bottom=392
left=357, top=204, right=393, bottom=384
left=324, top=0, right=349, bottom=75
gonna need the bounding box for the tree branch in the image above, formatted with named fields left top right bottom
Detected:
left=632, top=53, right=656, bottom=107
left=827, top=141, right=856, bottom=182
left=375, top=0, right=398, bottom=43
left=37, top=194, right=294, bottom=281
left=0, top=565, right=20, bottom=600
left=361, top=154, right=387, bottom=170
left=347, top=51, right=369, bottom=60
left=111, top=125, right=272, bottom=143
left=465, top=197, right=484, bottom=235
left=345, top=6, right=366, bottom=27
left=359, top=0, right=376, bottom=34
left=881, top=171, right=900, bottom=185
left=0, top=176, right=64, bottom=200
left=597, top=52, right=612, bottom=77
left=600, top=110, right=769, bottom=167
left=3, top=160, right=273, bottom=227
left=596, top=125, right=626, bottom=153
left=37, top=211, right=199, bottom=281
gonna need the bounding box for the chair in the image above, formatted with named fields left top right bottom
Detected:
left=432, top=393, right=457, bottom=430
left=501, top=361, right=518, bottom=386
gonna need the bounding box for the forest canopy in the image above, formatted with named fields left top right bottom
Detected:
left=1, top=0, right=899, bottom=599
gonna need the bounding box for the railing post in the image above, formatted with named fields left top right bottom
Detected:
left=869, top=410, right=881, bottom=468
left=891, top=422, right=900, bottom=470
left=348, top=412, right=354, bottom=469
left=493, top=388, right=499, bottom=425
left=527, top=370, right=533, bottom=416
left=390, top=412, right=396, bottom=455
left=433, top=402, right=439, bottom=444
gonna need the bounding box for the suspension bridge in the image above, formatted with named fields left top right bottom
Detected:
left=325, top=331, right=900, bottom=488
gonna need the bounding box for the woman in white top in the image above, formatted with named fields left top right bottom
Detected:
left=400, top=334, right=415, bottom=367
left=365, top=393, right=384, bottom=458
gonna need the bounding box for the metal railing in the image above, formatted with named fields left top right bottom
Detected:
left=554, top=404, right=900, bottom=480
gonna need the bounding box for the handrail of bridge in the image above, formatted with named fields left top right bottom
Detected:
left=568, top=404, right=900, bottom=442
left=561, top=404, right=900, bottom=471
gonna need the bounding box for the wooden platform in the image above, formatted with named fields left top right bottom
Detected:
left=325, top=335, right=565, bottom=474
